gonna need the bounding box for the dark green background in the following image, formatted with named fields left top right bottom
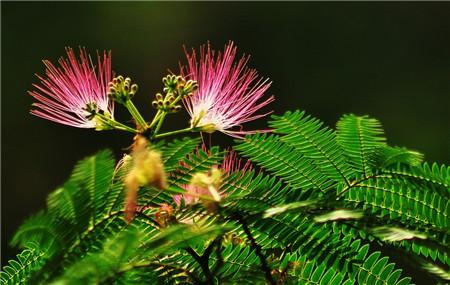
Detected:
left=2, top=2, right=449, bottom=281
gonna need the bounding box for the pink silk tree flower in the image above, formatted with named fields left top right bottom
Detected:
left=29, top=47, right=114, bottom=128
left=181, top=42, right=274, bottom=138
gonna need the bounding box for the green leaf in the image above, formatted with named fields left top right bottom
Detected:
left=70, top=149, right=115, bottom=223
left=337, top=114, right=386, bottom=178
left=377, top=146, right=424, bottom=168
left=421, top=262, right=450, bottom=281
left=235, top=133, right=333, bottom=194
left=169, top=146, right=222, bottom=191
left=11, top=212, right=64, bottom=256
left=0, top=243, right=47, bottom=285
left=161, top=137, right=201, bottom=172
left=263, top=200, right=317, bottom=218
left=270, top=110, right=353, bottom=185
left=371, top=226, right=427, bottom=242
left=345, top=176, right=450, bottom=232
left=385, top=162, right=450, bottom=198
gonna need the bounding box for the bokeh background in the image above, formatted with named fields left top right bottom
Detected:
left=2, top=2, right=449, bottom=281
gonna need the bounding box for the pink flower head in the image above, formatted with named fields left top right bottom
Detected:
left=29, top=47, right=114, bottom=128
left=181, top=42, right=274, bottom=138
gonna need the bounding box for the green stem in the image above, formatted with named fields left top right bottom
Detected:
left=148, top=93, right=184, bottom=136
left=154, top=127, right=192, bottom=139
left=125, top=99, right=148, bottom=130
left=153, top=111, right=167, bottom=136
left=113, top=122, right=139, bottom=133
left=170, top=94, right=183, bottom=106
left=95, top=113, right=137, bottom=133
left=149, top=110, right=162, bottom=129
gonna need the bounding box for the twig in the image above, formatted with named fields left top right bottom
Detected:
left=235, top=214, right=276, bottom=285
left=184, top=247, right=215, bottom=285
left=212, top=237, right=224, bottom=276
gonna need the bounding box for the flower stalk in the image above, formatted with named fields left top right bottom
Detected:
left=94, top=112, right=137, bottom=133
left=149, top=75, right=198, bottom=138
left=154, top=127, right=193, bottom=139
left=124, top=99, right=148, bottom=131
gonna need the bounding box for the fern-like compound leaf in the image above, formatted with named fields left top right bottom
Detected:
left=169, top=146, right=222, bottom=191
left=71, top=149, right=115, bottom=224
left=0, top=243, right=47, bottom=285
left=269, top=110, right=354, bottom=185
left=376, top=146, right=424, bottom=168
left=336, top=114, right=387, bottom=178
left=385, top=162, right=450, bottom=198
left=235, top=133, right=334, bottom=195
left=161, top=137, right=201, bottom=172
left=345, top=176, right=450, bottom=232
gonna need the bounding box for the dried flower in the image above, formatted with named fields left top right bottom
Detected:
left=29, top=47, right=114, bottom=129
left=124, top=135, right=167, bottom=222
left=182, top=41, right=274, bottom=138
left=154, top=203, right=175, bottom=228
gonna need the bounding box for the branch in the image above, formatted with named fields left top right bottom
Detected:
left=204, top=236, right=222, bottom=261
left=211, top=237, right=225, bottom=276
left=184, top=247, right=215, bottom=285
left=234, top=214, right=276, bottom=285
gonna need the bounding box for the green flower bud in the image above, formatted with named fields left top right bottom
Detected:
left=108, top=75, right=138, bottom=104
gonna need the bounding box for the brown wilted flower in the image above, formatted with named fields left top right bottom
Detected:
left=154, top=203, right=175, bottom=228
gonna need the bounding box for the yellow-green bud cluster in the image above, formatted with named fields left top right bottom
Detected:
left=107, top=75, right=138, bottom=104
left=180, top=79, right=199, bottom=97
left=153, top=75, right=198, bottom=113
left=162, top=75, right=183, bottom=93
left=162, top=75, right=198, bottom=97
left=151, top=93, right=182, bottom=113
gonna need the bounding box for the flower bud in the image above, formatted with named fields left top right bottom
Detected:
left=131, top=84, right=138, bottom=94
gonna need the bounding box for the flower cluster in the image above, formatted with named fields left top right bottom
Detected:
left=29, top=42, right=274, bottom=138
